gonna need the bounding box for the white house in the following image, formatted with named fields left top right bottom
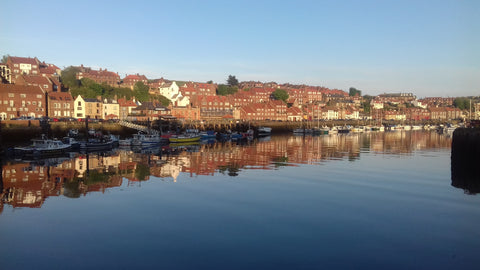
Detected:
left=159, top=81, right=190, bottom=107
left=74, top=95, right=86, bottom=119
left=103, top=98, right=120, bottom=119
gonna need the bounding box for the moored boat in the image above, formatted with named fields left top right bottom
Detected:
left=14, top=136, right=71, bottom=158
left=169, top=133, right=202, bottom=143
left=257, top=126, right=272, bottom=136
left=131, top=132, right=161, bottom=147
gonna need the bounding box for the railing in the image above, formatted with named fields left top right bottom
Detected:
left=118, top=120, right=159, bottom=134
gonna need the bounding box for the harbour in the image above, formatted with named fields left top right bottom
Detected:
left=1, top=130, right=479, bottom=269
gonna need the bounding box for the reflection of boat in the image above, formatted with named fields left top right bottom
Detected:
left=258, top=126, right=272, bottom=136
left=14, top=136, right=71, bottom=158
left=80, top=138, right=114, bottom=151
left=119, top=138, right=132, bottom=147
left=293, top=128, right=313, bottom=134
left=337, top=126, right=350, bottom=134
left=200, top=131, right=217, bottom=139
left=169, top=134, right=201, bottom=143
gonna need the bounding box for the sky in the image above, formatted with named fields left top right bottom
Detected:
left=1, top=0, right=479, bottom=97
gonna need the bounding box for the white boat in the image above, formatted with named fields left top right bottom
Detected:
left=411, top=125, right=423, bottom=130
left=14, top=136, right=71, bottom=158
left=258, top=126, right=272, bottom=136
left=329, top=127, right=339, bottom=134
left=131, top=132, right=161, bottom=146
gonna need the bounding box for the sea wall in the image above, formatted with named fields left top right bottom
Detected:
left=451, top=128, right=480, bottom=194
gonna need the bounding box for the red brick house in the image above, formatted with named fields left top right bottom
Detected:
left=6, top=56, right=41, bottom=81
left=0, top=84, right=46, bottom=119
left=76, top=65, right=120, bottom=87
left=195, top=95, right=232, bottom=119
left=130, top=101, right=170, bottom=121
left=118, top=98, right=139, bottom=120
left=16, top=74, right=59, bottom=93
left=170, top=105, right=201, bottom=121
left=122, top=74, right=148, bottom=90
left=47, top=92, right=74, bottom=118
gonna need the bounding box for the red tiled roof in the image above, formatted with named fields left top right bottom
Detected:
left=9, top=56, right=38, bottom=65
left=48, top=92, right=73, bottom=101
left=0, top=84, right=44, bottom=94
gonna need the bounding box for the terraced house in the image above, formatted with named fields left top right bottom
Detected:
left=47, top=92, right=74, bottom=118
left=74, top=95, right=103, bottom=119
left=0, top=84, right=46, bottom=119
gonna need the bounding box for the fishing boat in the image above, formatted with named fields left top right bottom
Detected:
left=169, top=133, right=201, bottom=143
left=14, top=136, right=71, bottom=158
left=131, top=132, right=161, bottom=147
left=80, top=137, right=115, bottom=152
left=257, top=126, right=272, bottom=136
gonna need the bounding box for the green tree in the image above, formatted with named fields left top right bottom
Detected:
left=60, top=66, right=81, bottom=89
left=133, top=81, right=150, bottom=102
left=1, top=54, right=9, bottom=64
left=349, top=87, right=362, bottom=96
left=217, top=84, right=238, bottom=96
left=206, top=80, right=213, bottom=84
left=227, top=75, right=239, bottom=86
left=454, top=97, right=471, bottom=110
left=151, top=95, right=171, bottom=106
left=272, top=89, right=289, bottom=103
left=135, top=164, right=151, bottom=181
left=362, top=101, right=371, bottom=114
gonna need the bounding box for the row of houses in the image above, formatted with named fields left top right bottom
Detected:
left=1, top=56, right=476, bottom=122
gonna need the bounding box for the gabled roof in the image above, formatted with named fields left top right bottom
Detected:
left=0, top=84, right=44, bottom=95
left=9, top=56, right=38, bottom=65
left=48, top=92, right=73, bottom=101
left=118, top=98, right=137, bottom=107
left=21, top=74, right=51, bottom=85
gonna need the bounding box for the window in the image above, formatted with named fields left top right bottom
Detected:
left=78, top=101, right=81, bottom=106
left=20, top=94, right=26, bottom=98
left=38, top=101, right=42, bottom=107
left=8, top=93, right=14, bottom=97
left=32, top=101, right=36, bottom=105
left=36, top=94, right=42, bottom=98
left=9, top=100, right=14, bottom=107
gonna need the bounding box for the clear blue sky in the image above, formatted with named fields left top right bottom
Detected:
left=2, top=0, right=479, bottom=97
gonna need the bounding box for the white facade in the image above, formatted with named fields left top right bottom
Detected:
left=74, top=95, right=86, bottom=119
left=159, top=81, right=190, bottom=107
left=103, top=98, right=120, bottom=119
left=345, top=110, right=360, bottom=120
left=412, top=100, right=427, bottom=109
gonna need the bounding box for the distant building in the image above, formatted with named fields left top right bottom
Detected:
left=0, top=63, right=12, bottom=83
left=76, top=65, right=120, bottom=87
left=122, top=74, right=148, bottom=90
left=6, top=56, right=41, bottom=79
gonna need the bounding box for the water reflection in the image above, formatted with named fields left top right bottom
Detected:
left=0, top=131, right=453, bottom=212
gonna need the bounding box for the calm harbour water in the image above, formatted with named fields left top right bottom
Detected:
left=1, top=131, right=479, bottom=270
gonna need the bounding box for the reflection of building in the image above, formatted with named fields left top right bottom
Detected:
left=1, top=132, right=454, bottom=212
